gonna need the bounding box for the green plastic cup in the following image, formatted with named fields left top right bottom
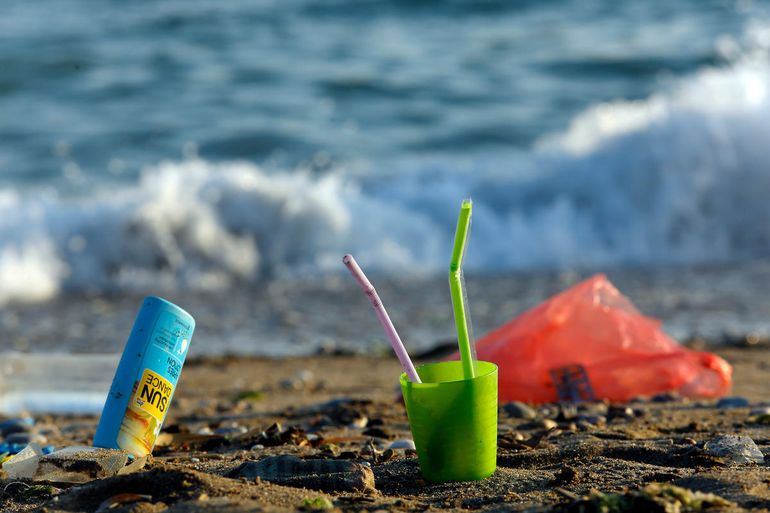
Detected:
left=400, top=360, right=498, bottom=482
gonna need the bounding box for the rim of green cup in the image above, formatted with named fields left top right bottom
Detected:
left=399, top=360, right=497, bottom=386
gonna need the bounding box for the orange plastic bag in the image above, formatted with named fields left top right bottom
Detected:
left=466, top=274, right=731, bottom=403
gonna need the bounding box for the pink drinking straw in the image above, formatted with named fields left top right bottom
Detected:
left=343, top=254, right=422, bottom=383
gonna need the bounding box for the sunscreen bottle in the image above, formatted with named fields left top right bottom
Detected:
left=93, top=296, right=195, bottom=457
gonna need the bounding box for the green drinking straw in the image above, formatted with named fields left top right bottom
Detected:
left=449, top=198, right=477, bottom=380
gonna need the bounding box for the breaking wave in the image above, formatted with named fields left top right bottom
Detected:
left=2, top=26, right=770, bottom=304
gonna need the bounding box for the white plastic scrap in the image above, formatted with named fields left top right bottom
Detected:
left=2, top=444, right=140, bottom=484
left=2, top=442, right=45, bottom=479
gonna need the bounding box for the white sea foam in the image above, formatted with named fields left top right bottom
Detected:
left=1, top=37, right=769, bottom=304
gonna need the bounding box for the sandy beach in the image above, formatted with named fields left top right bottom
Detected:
left=0, top=342, right=769, bottom=512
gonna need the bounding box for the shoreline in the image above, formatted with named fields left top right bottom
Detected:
left=3, top=261, right=770, bottom=357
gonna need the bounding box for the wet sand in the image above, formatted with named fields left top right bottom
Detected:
left=2, top=344, right=770, bottom=512
left=5, top=262, right=770, bottom=357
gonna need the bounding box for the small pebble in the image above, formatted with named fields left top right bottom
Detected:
left=214, top=426, right=248, bottom=436
left=717, top=397, right=750, bottom=409
left=196, top=427, right=214, bottom=435
left=279, top=379, right=301, bottom=390
left=519, top=418, right=558, bottom=430
left=279, top=369, right=315, bottom=391
left=349, top=416, right=368, bottom=429
left=577, top=403, right=609, bottom=416
left=578, top=415, right=606, bottom=427
left=750, top=407, right=770, bottom=417
left=362, top=427, right=391, bottom=438
left=296, top=369, right=314, bottom=383
left=502, top=402, right=537, bottom=420
left=190, top=457, right=200, bottom=463
left=607, top=406, right=635, bottom=421
left=251, top=444, right=265, bottom=451
left=557, top=404, right=578, bottom=421
left=35, top=424, right=61, bottom=438
left=538, top=405, right=559, bottom=419
left=541, top=419, right=558, bottom=430
left=60, top=422, right=94, bottom=434
left=388, top=439, right=416, bottom=450
left=704, top=434, right=764, bottom=464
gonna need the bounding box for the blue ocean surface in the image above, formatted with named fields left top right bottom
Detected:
left=1, top=0, right=769, bottom=304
